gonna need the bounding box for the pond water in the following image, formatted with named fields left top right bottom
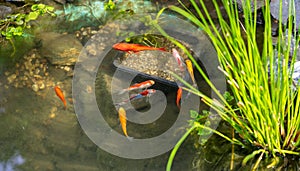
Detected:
left=0, top=0, right=216, bottom=171
left=0, top=0, right=267, bottom=170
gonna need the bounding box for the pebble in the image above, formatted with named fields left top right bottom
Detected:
left=64, top=66, right=71, bottom=72
left=32, top=84, right=39, bottom=92
left=119, top=50, right=185, bottom=82
left=38, top=82, right=45, bottom=90
left=82, top=31, right=88, bottom=36
left=4, top=49, right=53, bottom=94
left=49, top=113, right=56, bottom=119
left=7, top=74, right=17, bottom=84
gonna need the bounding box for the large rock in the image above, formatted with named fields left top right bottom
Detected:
left=270, top=0, right=300, bottom=28
left=0, top=5, right=12, bottom=19
left=38, top=32, right=82, bottom=65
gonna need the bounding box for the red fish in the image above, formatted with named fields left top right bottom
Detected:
left=119, top=80, right=155, bottom=94
left=172, top=48, right=185, bottom=72
left=116, top=89, right=156, bottom=106
left=54, top=86, right=67, bottom=109
left=113, top=43, right=166, bottom=53
left=129, top=89, right=156, bottom=101
left=176, top=87, right=182, bottom=109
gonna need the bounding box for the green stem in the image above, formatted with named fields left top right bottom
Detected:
left=166, top=124, right=198, bottom=171
left=9, top=38, right=16, bottom=57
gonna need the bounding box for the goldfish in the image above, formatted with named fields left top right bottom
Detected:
left=54, top=86, right=67, bottom=109
left=116, top=89, right=156, bottom=106
left=185, top=59, right=196, bottom=85
left=119, top=80, right=155, bottom=94
left=113, top=43, right=166, bottom=53
left=129, top=89, right=156, bottom=101
left=176, top=87, right=182, bottom=109
left=118, top=107, right=133, bottom=140
left=172, top=48, right=185, bottom=72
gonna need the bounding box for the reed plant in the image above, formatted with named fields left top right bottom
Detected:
left=154, top=0, right=300, bottom=170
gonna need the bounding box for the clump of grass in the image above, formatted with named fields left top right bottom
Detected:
left=154, top=0, right=300, bottom=170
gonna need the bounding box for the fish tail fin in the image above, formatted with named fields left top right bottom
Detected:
left=176, top=102, right=181, bottom=109
left=115, top=103, right=121, bottom=109
left=176, top=96, right=181, bottom=109
left=176, top=87, right=182, bottom=109
left=118, top=89, right=127, bottom=94
left=126, top=136, right=134, bottom=141
left=159, top=47, right=167, bottom=52
left=63, top=101, right=67, bottom=110
left=115, top=100, right=128, bottom=107
left=183, top=91, right=192, bottom=101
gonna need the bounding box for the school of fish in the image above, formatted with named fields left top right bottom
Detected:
left=116, top=80, right=156, bottom=138
left=51, top=43, right=197, bottom=140
left=113, top=43, right=196, bottom=139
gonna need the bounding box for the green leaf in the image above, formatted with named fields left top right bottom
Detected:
left=37, top=4, right=46, bottom=10
left=31, top=4, right=38, bottom=11
left=223, top=91, right=234, bottom=102
left=26, top=12, right=39, bottom=22
left=1, top=31, right=7, bottom=36
left=46, top=6, right=54, bottom=12
left=125, top=37, right=131, bottom=42
left=104, top=0, right=116, bottom=10
left=15, top=19, right=24, bottom=25
left=13, top=26, right=23, bottom=36
left=190, top=110, right=199, bottom=119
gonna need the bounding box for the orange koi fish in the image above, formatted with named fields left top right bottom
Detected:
left=185, top=59, right=196, bottom=85
left=119, top=80, right=155, bottom=94
left=118, top=107, right=133, bottom=140
left=54, top=86, right=67, bottom=109
left=113, top=43, right=166, bottom=53
left=176, top=87, right=182, bottom=109
left=172, top=48, right=185, bottom=72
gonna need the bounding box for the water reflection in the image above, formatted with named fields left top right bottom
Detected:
left=0, top=153, right=25, bottom=171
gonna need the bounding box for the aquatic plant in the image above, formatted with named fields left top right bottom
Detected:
left=57, top=0, right=135, bottom=31
left=154, top=0, right=300, bottom=170
left=0, top=3, right=55, bottom=56
left=104, top=0, right=116, bottom=11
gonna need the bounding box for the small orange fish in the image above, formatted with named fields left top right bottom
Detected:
left=54, top=86, right=67, bottom=109
left=119, top=80, right=155, bottom=94
left=119, top=107, right=129, bottom=137
left=185, top=59, right=196, bottom=85
left=113, top=43, right=166, bottom=53
left=176, top=87, right=182, bottom=109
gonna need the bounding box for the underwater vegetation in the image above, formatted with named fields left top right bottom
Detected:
left=155, top=0, right=300, bottom=170
left=54, top=0, right=155, bottom=32
left=0, top=3, right=55, bottom=57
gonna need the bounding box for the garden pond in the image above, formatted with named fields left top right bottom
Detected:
left=1, top=0, right=299, bottom=171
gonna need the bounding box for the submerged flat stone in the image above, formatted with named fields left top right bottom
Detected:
left=38, top=32, right=82, bottom=66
